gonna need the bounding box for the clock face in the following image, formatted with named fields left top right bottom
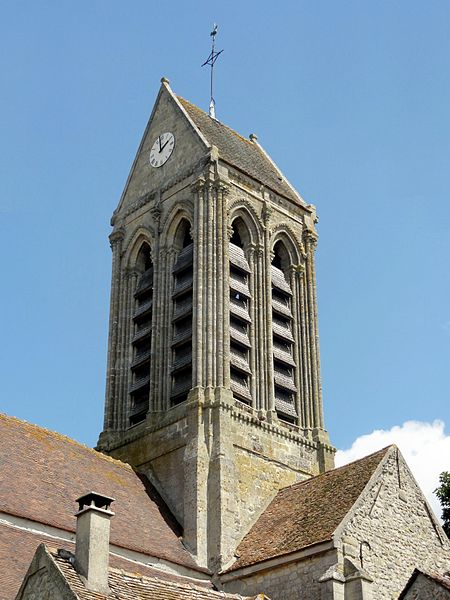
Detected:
left=149, top=132, right=175, bottom=167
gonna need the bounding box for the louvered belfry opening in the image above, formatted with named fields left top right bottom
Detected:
left=271, top=242, right=297, bottom=423
left=171, top=222, right=193, bottom=406
left=229, top=225, right=252, bottom=404
left=130, top=243, right=153, bottom=425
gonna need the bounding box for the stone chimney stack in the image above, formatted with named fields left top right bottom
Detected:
left=75, top=492, right=115, bottom=594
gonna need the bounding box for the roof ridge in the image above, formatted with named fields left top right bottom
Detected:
left=0, top=412, right=134, bottom=472
left=279, top=445, right=393, bottom=494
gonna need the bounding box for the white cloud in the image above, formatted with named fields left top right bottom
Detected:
left=335, top=420, right=450, bottom=520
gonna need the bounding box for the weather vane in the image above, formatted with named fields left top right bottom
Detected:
left=201, top=23, right=223, bottom=119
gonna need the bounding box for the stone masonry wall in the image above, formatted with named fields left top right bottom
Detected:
left=120, top=84, right=207, bottom=210
left=16, top=547, right=74, bottom=600
left=402, top=573, right=450, bottom=600
left=340, top=449, right=450, bottom=599
left=229, top=403, right=319, bottom=545
left=222, top=549, right=338, bottom=600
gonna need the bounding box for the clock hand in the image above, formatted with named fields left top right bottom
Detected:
left=158, top=136, right=162, bottom=152
left=160, top=138, right=171, bottom=152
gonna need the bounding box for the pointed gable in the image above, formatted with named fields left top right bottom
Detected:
left=399, top=569, right=450, bottom=599
left=177, top=97, right=303, bottom=205
left=228, top=446, right=390, bottom=571
left=115, top=82, right=209, bottom=216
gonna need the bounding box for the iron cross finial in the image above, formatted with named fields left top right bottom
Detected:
left=201, top=23, right=224, bottom=119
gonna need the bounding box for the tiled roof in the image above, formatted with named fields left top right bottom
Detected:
left=0, top=526, right=210, bottom=600
left=50, top=546, right=265, bottom=600
left=178, top=97, right=302, bottom=205
left=0, top=414, right=200, bottom=571
left=228, top=446, right=391, bottom=571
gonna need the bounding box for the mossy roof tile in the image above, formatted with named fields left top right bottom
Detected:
left=228, top=446, right=391, bottom=571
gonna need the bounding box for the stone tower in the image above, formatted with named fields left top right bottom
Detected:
left=97, top=79, right=334, bottom=571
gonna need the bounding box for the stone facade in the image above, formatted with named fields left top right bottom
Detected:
left=400, top=572, right=450, bottom=600
left=220, top=446, right=450, bottom=600
left=338, top=448, right=450, bottom=599
left=222, top=547, right=339, bottom=600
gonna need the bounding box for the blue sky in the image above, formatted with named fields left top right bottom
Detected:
left=1, top=1, right=449, bottom=456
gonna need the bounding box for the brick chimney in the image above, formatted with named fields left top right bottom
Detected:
left=75, top=492, right=115, bottom=594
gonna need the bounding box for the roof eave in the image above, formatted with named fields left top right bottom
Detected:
left=220, top=539, right=335, bottom=582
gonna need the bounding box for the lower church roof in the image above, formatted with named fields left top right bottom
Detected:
left=228, top=446, right=391, bottom=571
left=0, top=413, right=205, bottom=599
left=45, top=545, right=263, bottom=600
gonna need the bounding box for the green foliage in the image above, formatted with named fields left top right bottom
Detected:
left=435, top=471, right=450, bottom=538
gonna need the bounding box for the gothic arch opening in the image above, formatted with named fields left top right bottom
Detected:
left=170, top=219, right=193, bottom=406
left=271, top=241, right=297, bottom=423
left=229, top=218, right=252, bottom=405
left=129, top=242, right=153, bottom=425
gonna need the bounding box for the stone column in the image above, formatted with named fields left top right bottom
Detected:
left=247, top=244, right=257, bottom=408
left=191, top=178, right=205, bottom=389
left=163, top=248, right=177, bottom=408
left=205, top=181, right=215, bottom=389
left=104, top=229, right=124, bottom=431
left=255, top=244, right=266, bottom=411
left=148, top=208, right=160, bottom=413
left=299, top=262, right=312, bottom=429
left=152, top=246, right=167, bottom=412
left=215, top=181, right=230, bottom=388
left=262, top=203, right=275, bottom=415
left=304, top=231, right=324, bottom=430
left=290, top=265, right=303, bottom=426
left=118, top=267, right=138, bottom=430
left=222, top=199, right=231, bottom=389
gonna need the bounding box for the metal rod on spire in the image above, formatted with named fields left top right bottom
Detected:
left=201, top=23, right=223, bottom=119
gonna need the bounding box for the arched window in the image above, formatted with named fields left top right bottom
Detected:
left=271, top=241, right=297, bottom=422
left=129, top=242, right=153, bottom=425
left=229, top=220, right=252, bottom=404
left=171, top=221, right=193, bottom=405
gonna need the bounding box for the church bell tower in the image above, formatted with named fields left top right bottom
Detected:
left=97, top=78, right=334, bottom=570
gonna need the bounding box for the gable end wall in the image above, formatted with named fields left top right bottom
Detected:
left=339, top=450, right=450, bottom=599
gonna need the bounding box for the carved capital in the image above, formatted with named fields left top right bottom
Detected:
left=255, top=243, right=264, bottom=258
left=246, top=242, right=257, bottom=259
left=150, top=206, right=161, bottom=223
left=214, top=177, right=231, bottom=197
left=303, top=230, right=318, bottom=250
left=160, top=246, right=177, bottom=260
left=262, top=202, right=273, bottom=225
left=124, top=266, right=141, bottom=280
left=190, top=177, right=206, bottom=194
left=109, top=228, right=125, bottom=248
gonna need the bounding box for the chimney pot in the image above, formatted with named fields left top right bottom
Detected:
left=75, top=492, right=115, bottom=595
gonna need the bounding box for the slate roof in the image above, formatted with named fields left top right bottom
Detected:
left=398, top=569, right=450, bottom=598
left=228, top=446, right=391, bottom=571
left=0, top=526, right=210, bottom=600
left=177, top=97, right=302, bottom=205
left=48, top=546, right=264, bottom=600
left=0, top=414, right=201, bottom=572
